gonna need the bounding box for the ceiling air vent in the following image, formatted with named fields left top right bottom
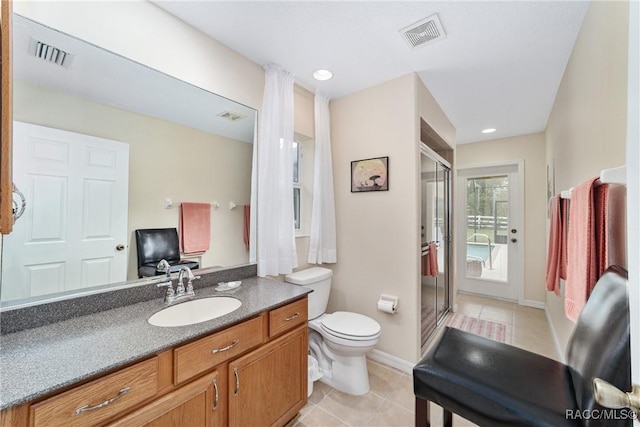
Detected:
left=400, top=14, right=446, bottom=50
left=217, top=111, right=246, bottom=122
left=31, top=40, right=72, bottom=67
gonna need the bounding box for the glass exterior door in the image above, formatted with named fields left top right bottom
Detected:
left=457, top=163, right=522, bottom=301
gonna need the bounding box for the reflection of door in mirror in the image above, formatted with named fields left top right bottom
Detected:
left=1, top=122, right=129, bottom=302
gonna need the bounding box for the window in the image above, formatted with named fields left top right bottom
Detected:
left=293, top=141, right=301, bottom=231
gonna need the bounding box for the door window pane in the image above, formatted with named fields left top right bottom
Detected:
left=465, top=175, right=508, bottom=282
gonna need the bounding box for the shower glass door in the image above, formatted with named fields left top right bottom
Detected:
left=420, top=146, right=450, bottom=349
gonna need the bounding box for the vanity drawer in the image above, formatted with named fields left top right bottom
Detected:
left=174, top=314, right=265, bottom=384
left=269, top=297, right=308, bottom=337
left=30, top=357, right=159, bottom=427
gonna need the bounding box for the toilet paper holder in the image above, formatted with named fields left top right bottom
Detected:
left=378, top=294, right=399, bottom=314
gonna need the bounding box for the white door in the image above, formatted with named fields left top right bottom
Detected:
left=456, top=162, right=523, bottom=301
left=1, top=122, right=129, bottom=301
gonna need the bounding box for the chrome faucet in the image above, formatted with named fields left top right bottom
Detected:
left=156, top=262, right=200, bottom=305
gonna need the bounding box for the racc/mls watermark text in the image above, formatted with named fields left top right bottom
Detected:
left=566, top=409, right=638, bottom=421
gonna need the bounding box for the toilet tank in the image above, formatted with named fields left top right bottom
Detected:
left=284, top=267, right=332, bottom=320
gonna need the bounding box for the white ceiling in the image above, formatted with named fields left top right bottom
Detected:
left=153, top=0, right=589, bottom=144
left=12, top=14, right=257, bottom=143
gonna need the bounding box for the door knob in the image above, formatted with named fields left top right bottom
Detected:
left=511, top=238, right=517, bottom=243
left=511, top=229, right=517, bottom=234
left=116, top=244, right=125, bottom=251
left=592, top=378, right=640, bottom=414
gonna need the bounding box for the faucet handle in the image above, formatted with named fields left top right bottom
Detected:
left=157, top=280, right=175, bottom=304
left=185, top=275, right=200, bottom=295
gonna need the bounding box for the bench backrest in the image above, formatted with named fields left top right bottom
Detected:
left=566, top=265, right=631, bottom=426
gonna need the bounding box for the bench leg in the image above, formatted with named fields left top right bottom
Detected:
left=415, top=397, right=430, bottom=427
left=443, top=408, right=452, bottom=427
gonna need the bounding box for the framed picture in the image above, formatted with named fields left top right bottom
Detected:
left=351, top=156, right=389, bottom=192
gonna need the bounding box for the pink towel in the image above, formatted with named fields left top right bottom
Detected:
left=243, top=205, right=251, bottom=251
left=545, top=195, right=562, bottom=295
left=559, top=198, right=569, bottom=280
left=180, top=202, right=211, bottom=254
left=607, top=185, right=627, bottom=269
left=427, top=242, right=439, bottom=277
left=594, top=184, right=610, bottom=278
left=565, top=177, right=599, bottom=322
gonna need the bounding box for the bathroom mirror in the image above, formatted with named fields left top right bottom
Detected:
left=1, top=14, right=257, bottom=306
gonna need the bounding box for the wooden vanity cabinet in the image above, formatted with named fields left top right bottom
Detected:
left=108, top=368, right=226, bottom=427
left=0, top=296, right=308, bottom=427
left=228, top=325, right=307, bottom=427
left=29, top=357, right=160, bottom=427
left=174, top=315, right=265, bottom=385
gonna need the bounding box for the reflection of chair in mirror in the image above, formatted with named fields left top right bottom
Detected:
left=135, top=228, right=199, bottom=278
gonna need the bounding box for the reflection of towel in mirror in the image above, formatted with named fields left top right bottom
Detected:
left=423, top=242, right=439, bottom=277
left=243, top=205, right=251, bottom=251
left=180, top=202, right=211, bottom=254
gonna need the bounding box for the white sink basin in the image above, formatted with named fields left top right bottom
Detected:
left=148, top=297, right=242, bottom=327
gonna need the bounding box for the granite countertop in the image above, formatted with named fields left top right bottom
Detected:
left=0, top=276, right=310, bottom=410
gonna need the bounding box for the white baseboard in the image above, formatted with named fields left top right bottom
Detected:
left=519, top=299, right=546, bottom=310
left=367, top=349, right=414, bottom=374
left=544, top=306, right=566, bottom=363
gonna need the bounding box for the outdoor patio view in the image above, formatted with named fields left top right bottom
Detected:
left=466, top=175, right=509, bottom=282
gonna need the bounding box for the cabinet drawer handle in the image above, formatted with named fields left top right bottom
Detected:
left=233, top=367, right=240, bottom=397
left=212, top=378, right=219, bottom=411
left=74, top=387, right=131, bottom=415
left=283, top=312, right=300, bottom=322
left=211, top=339, right=239, bottom=354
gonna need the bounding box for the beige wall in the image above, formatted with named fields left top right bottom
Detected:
left=417, top=77, right=456, bottom=148
left=14, top=81, right=253, bottom=280
left=545, top=1, right=629, bottom=354
left=330, top=73, right=455, bottom=363
left=457, top=133, right=547, bottom=304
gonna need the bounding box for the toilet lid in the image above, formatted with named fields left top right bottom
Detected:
left=321, top=311, right=381, bottom=339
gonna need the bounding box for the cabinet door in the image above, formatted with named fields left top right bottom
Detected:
left=109, top=369, right=226, bottom=427
left=228, top=325, right=307, bottom=427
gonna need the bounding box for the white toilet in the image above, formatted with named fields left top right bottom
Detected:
left=284, top=267, right=381, bottom=395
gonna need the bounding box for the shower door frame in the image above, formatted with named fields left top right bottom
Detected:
left=419, top=144, right=452, bottom=349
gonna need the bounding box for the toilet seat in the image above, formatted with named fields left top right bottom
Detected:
left=320, top=311, right=381, bottom=341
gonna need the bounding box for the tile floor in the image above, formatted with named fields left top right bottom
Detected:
left=294, top=292, right=559, bottom=427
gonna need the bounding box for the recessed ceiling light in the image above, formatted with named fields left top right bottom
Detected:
left=482, top=128, right=497, bottom=134
left=313, top=69, right=333, bottom=81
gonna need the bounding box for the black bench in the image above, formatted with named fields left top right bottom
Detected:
left=413, top=266, right=631, bottom=427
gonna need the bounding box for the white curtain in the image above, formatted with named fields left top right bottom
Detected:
left=256, top=64, right=297, bottom=276
left=308, top=92, right=337, bottom=264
